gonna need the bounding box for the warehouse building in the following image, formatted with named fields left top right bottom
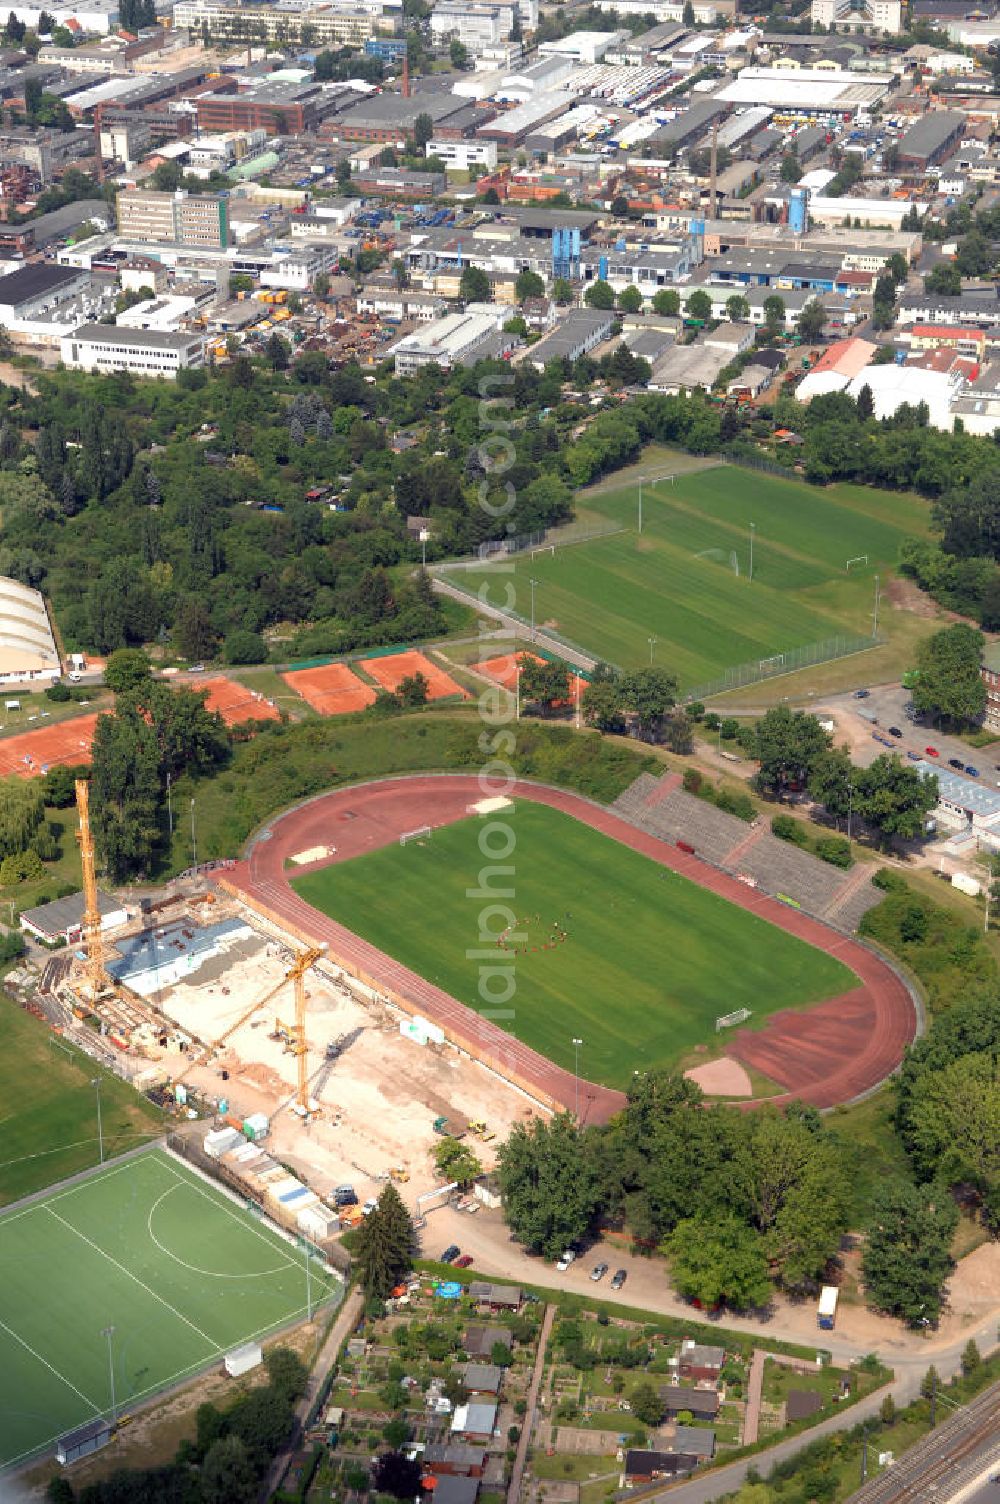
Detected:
left=60, top=324, right=206, bottom=379
left=897, top=109, right=965, bottom=169
left=0, top=577, right=60, bottom=685
left=527, top=308, right=615, bottom=367
left=391, top=310, right=509, bottom=373
left=0, top=263, right=91, bottom=321
left=21, top=889, right=129, bottom=946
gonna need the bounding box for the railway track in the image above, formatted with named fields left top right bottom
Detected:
left=848, top=1380, right=1000, bottom=1504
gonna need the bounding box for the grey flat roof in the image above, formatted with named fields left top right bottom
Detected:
left=22, top=199, right=109, bottom=240
left=913, top=759, right=998, bottom=816
left=899, top=109, right=965, bottom=159
left=21, top=888, right=121, bottom=935
left=68, top=323, right=203, bottom=351
left=339, top=92, right=464, bottom=127
left=0, top=261, right=83, bottom=305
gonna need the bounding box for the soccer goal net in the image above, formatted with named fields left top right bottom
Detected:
left=716, top=1007, right=752, bottom=1032
left=399, top=826, right=432, bottom=847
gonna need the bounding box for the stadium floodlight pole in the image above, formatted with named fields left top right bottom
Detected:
left=648, top=636, right=657, bottom=666
left=304, top=1237, right=313, bottom=1323
left=873, top=573, right=880, bottom=638
left=638, top=478, right=643, bottom=534
left=92, top=1076, right=104, bottom=1165
left=102, top=1324, right=116, bottom=1426
left=530, top=577, right=540, bottom=641
left=572, top=1037, right=583, bottom=1119
left=749, top=521, right=755, bottom=583
left=190, top=797, right=197, bottom=870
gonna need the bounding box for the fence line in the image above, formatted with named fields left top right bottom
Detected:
left=685, top=633, right=887, bottom=702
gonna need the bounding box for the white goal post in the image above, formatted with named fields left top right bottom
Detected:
left=399, top=826, right=432, bottom=846
left=845, top=555, right=869, bottom=571
left=716, top=1007, right=752, bottom=1032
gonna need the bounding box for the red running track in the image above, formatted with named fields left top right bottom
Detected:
left=222, top=775, right=918, bottom=1124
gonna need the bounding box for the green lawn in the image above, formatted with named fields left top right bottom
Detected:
left=0, top=1147, right=340, bottom=1467
left=0, top=997, right=163, bottom=1206
left=443, top=465, right=930, bottom=684
left=292, top=803, right=855, bottom=1087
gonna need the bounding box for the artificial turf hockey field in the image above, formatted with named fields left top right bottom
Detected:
left=292, top=803, right=855, bottom=1088
left=0, top=1148, right=340, bottom=1468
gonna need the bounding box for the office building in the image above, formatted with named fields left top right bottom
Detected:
left=60, top=324, right=206, bottom=378
left=117, top=189, right=229, bottom=248
left=810, top=0, right=902, bottom=32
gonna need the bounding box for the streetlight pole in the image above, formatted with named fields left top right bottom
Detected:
left=648, top=636, right=657, bottom=666
left=847, top=780, right=853, bottom=844
left=102, top=1325, right=116, bottom=1425
left=92, top=1077, right=104, bottom=1165
left=166, top=771, right=173, bottom=836
left=749, top=521, right=755, bottom=583
left=304, top=1238, right=313, bottom=1323
left=572, top=1037, right=582, bottom=1119
left=190, top=797, right=197, bottom=870
left=530, top=577, right=539, bottom=641
left=638, top=479, right=643, bottom=535
left=873, top=573, right=880, bottom=637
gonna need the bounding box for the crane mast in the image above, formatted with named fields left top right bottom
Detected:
left=75, top=778, right=109, bottom=1002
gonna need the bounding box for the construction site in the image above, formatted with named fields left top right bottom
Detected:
left=20, top=781, right=527, bottom=1236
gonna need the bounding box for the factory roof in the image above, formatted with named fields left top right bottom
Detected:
left=66, top=323, right=204, bottom=350
left=339, top=91, right=465, bottom=127
left=898, top=108, right=965, bottom=159
left=0, top=262, right=84, bottom=307
left=21, top=889, right=123, bottom=939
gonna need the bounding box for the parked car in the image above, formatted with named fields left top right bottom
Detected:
left=362, top=1199, right=378, bottom=1216
left=455, top=1254, right=474, bottom=1268
left=949, top=758, right=964, bottom=770
left=888, top=726, right=902, bottom=737
left=440, top=1245, right=460, bottom=1264
left=590, top=1263, right=609, bottom=1282
left=926, top=746, right=939, bottom=757
left=966, top=765, right=980, bottom=777
left=907, top=750, right=920, bottom=761
left=611, top=1269, right=627, bottom=1290
left=854, top=689, right=871, bottom=698
left=333, top=1185, right=357, bottom=1207
left=556, top=1249, right=577, bottom=1271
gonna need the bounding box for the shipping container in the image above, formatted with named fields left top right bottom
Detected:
left=818, top=1286, right=838, bottom=1329
left=224, top=1341, right=263, bottom=1378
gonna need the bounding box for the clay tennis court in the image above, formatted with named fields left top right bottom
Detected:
left=475, top=651, right=587, bottom=703
left=220, top=775, right=918, bottom=1124
left=0, top=714, right=99, bottom=777
left=282, top=663, right=376, bottom=716
left=358, top=650, right=466, bottom=701
left=199, top=676, right=280, bottom=727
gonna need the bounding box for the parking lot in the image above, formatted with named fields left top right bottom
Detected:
left=816, top=683, right=1000, bottom=791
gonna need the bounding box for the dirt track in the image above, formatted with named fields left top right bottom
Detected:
left=220, top=776, right=918, bottom=1121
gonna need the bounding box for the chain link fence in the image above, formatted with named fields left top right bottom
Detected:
left=685, top=634, right=887, bottom=703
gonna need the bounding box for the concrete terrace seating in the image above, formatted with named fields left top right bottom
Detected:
left=611, top=774, right=881, bottom=933
left=642, top=787, right=749, bottom=868
left=735, top=831, right=845, bottom=914
left=610, top=772, right=663, bottom=819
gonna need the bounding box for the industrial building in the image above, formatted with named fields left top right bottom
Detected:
left=21, top=889, right=129, bottom=946
left=391, top=310, right=509, bottom=373
left=0, top=263, right=91, bottom=321
left=896, top=109, right=966, bottom=169
left=60, top=324, right=207, bottom=379
left=527, top=308, right=615, bottom=367
left=117, top=189, right=230, bottom=249
left=0, top=577, right=61, bottom=686
left=429, top=138, right=498, bottom=170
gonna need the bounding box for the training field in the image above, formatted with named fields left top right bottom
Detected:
left=443, top=464, right=930, bottom=684
left=0, top=1149, right=339, bottom=1468
left=293, top=803, right=855, bottom=1089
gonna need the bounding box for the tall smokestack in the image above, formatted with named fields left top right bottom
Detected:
left=94, top=101, right=105, bottom=183
left=708, top=118, right=718, bottom=220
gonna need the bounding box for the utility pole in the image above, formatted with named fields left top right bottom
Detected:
left=92, top=1077, right=104, bottom=1165
left=847, top=780, right=853, bottom=843
left=861, top=1423, right=868, bottom=1484
left=749, top=521, right=755, bottom=583
left=930, top=1370, right=937, bottom=1428
left=530, top=577, right=539, bottom=641
left=873, top=573, right=880, bottom=638
left=190, top=797, right=197, bottom=870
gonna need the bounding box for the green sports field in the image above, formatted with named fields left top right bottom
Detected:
left=443, top=463, right=930, bottom=684
left=292, top=804, right=855, bottom=1087
left=0, top=1149, right=340, bottom=1468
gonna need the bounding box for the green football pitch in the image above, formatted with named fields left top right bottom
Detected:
left=0, top=1148, right=340, bottom=1468
left=443, top=463, right=930, bottom=683
left=293, top=804, right=855, bottom=1088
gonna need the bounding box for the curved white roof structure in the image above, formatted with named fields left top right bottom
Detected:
left=0, top=577, right=59, bottom=676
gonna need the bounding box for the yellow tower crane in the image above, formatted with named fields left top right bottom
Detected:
left=171, top=943, right=327, bottom=1104
left=75, top=778, right=111, bottom=1003
left=273, top=942, right=329, bottom=1117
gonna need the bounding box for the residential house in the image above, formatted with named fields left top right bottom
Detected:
left=461, top=1363, right=504, bottom=1396
left=464, top=1325, right=512, bottom=1359
left=677, top=1342, right=725, bottom=1383
left=468, top=1282, right=523, bottom=1313
left=623, top=1450, right=699, bottom=1484
left=423, top=1444, right=487, bottom=1478
left=659, top=1386, right=721, bottom=1421
left=451, top=1402, right=498, bottom=1444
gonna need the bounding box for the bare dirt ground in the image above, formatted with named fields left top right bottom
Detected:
left=148, top=934, right=532, bottom=1207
